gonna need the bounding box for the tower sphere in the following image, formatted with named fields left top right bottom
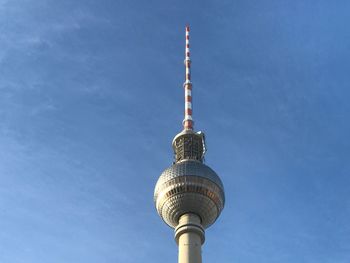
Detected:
left=154, top=159, right=225, bottom=229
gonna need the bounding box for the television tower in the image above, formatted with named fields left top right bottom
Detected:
left=154, top=26, right=225, bottom=263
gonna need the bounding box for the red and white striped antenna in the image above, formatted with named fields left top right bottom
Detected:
left=183, top=25, right=193, bottom=131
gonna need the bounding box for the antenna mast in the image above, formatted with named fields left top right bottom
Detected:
left=183, top=25, right=193, bottom=130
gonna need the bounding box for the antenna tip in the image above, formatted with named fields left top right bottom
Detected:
left=186, top=25, right=190, bottom=31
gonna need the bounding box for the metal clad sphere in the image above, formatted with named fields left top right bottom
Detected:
left=154, top=160, right=225, bottom=229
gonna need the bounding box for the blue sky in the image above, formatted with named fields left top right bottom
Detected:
left=0, top=0, right=349, bottom=262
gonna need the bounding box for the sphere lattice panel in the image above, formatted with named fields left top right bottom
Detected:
left=154, top=160, right=225, bottom=229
